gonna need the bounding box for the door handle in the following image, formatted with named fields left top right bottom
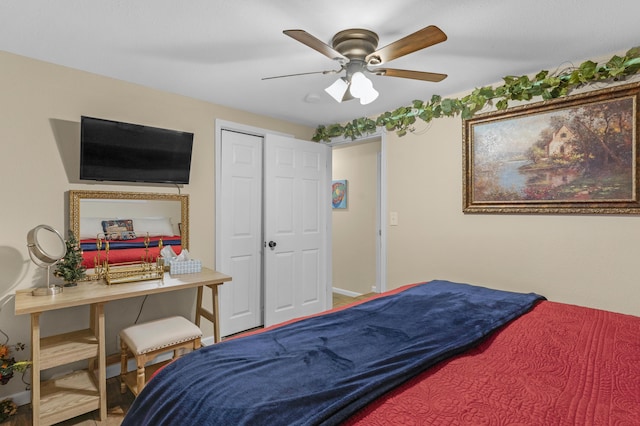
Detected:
left=268, top=241, right=277, bottom=250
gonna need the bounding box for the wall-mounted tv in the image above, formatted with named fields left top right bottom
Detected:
left=80, top=116, right=194, bottom=184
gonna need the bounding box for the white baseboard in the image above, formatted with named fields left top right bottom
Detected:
left=4, top=389, right=30, bottom=407
left=332, top=287, right=362, bottom=297
left=104, top=352, right=175, bottom=379
left=201, top=336, right=216, bottom=346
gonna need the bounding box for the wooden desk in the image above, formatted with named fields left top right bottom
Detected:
left=14, top=267, right=231, bottom=426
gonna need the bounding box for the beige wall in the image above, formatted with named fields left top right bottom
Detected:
left=0, top=51, right=313, bottom=397
left=385, top=112, right=640, bottom=317
left=378, top=49, right=640, bottom=317
left=332, top=141, right=380, bottom=295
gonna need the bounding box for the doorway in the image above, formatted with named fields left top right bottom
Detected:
left=329, top=129, right=387, bottom=297
left=331, top=139, right=383, bottom=297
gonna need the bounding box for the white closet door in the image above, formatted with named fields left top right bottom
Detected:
left=263, top=134, right=330, bottom=327
left=218, top=130, right=263, bottom=337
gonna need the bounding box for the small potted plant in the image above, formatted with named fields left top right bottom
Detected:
left=54, top=230, right=87, bottom=287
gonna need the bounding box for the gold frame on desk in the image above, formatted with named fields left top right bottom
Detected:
left=69, top=190, right=189, bottom=281
left=90, top=233, right=165, bottom=285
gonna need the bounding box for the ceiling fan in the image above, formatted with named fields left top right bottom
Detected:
left=263, top=25, right=448, bottom=105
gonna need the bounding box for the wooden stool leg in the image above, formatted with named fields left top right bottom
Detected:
left=136, top=358, right=146, bottom=394
left=120, top=316, right=203, bottom=396
left=120, top=339, right=128, bottom=394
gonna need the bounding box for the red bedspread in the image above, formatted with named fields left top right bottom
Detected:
left=346, top=300, right=640, bottom=425
left=81, top=246, right=176, bottom=268
left=80, top=236, right=181, bottom=269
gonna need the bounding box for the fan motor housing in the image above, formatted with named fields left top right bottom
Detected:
left=331, top=29, right=379, bottom=60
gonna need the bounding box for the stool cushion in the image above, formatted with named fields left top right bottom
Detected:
left=120, top=316, right=202, bottom=355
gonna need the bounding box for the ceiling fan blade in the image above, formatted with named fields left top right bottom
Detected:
left=262, top=69, right=340, bottom=80
left=373, top=68, right=447, bottom=82
left=283, top=30, right=347, bottom=61
left=365, top=25, right=447, bottom=65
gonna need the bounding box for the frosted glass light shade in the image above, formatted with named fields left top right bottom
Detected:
left=349, top=72, right=379, bottom=105
left=324, top=78, right=350, bottom=103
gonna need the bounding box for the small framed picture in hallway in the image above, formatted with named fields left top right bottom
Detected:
left=332, top=179, right=348, bottom=209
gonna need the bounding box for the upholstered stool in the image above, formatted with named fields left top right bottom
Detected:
left=120, top=316, right=202, bottom=395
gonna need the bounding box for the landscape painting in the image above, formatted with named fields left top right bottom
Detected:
left=463, top=83, right=640, bottom=214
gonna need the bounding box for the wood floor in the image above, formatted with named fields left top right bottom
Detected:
left=4, top=292, right=376, bottom=425
left=333, top=291, right=376, bottom=308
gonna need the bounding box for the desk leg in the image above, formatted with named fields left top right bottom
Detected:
left=90, top=303, right=107, bottom=422
left=31, top=312, right=41, bottom=426
left=209, top=284, right=220, bottom=343
left=195, top=285, right=221, bottom=343
left=195, top=286, right=203, bottom=329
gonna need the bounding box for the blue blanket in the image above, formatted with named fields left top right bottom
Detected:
left=122, top=280, right=544, bottom=426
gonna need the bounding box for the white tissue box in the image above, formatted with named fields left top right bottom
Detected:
left=169, top=259, right=202, bottom=275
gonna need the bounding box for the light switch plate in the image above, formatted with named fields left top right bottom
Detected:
left=390, top=211, right=398, bottom=226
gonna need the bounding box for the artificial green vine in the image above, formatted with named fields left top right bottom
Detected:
left=312, top=46, right=640, bottom=142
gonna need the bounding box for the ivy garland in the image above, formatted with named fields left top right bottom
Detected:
left=312, top=46, right=640, bottom=142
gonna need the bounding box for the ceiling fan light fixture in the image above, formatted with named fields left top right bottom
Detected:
left=277, top=25, right=447, bottom=106
left=325, top=77, right=350, bottom=103
left=358, top=86, right=379, bottom=105
left=349, top=72, right=379, bottom=105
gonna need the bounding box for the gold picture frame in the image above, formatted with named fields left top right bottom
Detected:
left=463, top=82, right=640, bottom=214
left=69, top=190, right=189, bottom=248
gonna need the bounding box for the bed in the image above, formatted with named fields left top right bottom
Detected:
left=79, top=235, right=182, bottom=269
left=122, top=280, right=640, bottom=425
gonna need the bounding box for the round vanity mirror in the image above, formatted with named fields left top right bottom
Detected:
left=27, top=224, right=67, bottom=295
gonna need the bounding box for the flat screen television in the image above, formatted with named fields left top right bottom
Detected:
left=80, top=116, right=194, bottom=184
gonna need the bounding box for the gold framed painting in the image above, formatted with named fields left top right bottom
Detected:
left=463, top=82, right=640, bottom=214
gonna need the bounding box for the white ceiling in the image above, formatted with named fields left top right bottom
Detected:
left=1, top=0, right=638, bottom=128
